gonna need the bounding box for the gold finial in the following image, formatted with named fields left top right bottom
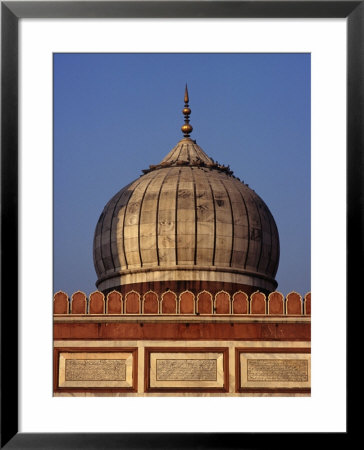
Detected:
left=181, top=84, right=193, bottom=138
left=184, top=84, right=189, bottom=104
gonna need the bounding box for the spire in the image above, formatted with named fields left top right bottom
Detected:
left=181, top=84, right=193, bottom=138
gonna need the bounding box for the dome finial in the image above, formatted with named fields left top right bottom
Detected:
left=184, top=84, right=189, bottom=103
left=181, top=84, right=193, bottom=138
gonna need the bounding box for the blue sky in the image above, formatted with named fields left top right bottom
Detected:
left=53, top=53, right=310, bottom=297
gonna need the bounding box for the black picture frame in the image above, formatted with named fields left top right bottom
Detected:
left=1, top=1, right=355, bottom=448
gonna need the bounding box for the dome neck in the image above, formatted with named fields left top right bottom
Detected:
left=160, top=138, right=213, bottom=166
left=141, top=138, right=234, bottom=177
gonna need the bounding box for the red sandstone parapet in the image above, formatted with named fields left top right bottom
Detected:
left=286, top=292, right=303, bottom=315
left=89, top=291, right=105, bottom=314
left=54, top=290, right=311, bottom=316
left=53, top=291, right=69, bottom=314
left=232, top=291, right=249, bottom=314
left=250, top=291, right=266, bottom=314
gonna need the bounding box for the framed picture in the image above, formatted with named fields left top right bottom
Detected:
left=1, top=1, right=355, bottom=448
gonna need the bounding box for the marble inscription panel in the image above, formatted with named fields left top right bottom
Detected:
left=149, top=351, right=225, bottom=389
left=240, top=352, right=311, bottom=389
left=156, top=359, right=217, bottom=381
left=58, top=352, right=133, bottom=388
left=247, top=359, right=308, bottom=382
left=65, top=359, right=126, bottom=382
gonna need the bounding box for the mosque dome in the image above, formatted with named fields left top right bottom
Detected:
left=93, top=87, right=279, bottom=296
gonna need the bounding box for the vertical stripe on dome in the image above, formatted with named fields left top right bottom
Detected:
left=191, top=168, right=198, bottom=264
left=176, top=167, right=196, bottom=265
left=187, top=144, right=191, bottom=162
left=245, top=188, right=263, bottom=272
left=155, top=168, right=173, bottom=266
left=98, top=196, right=116, bottom=274
left=179, top=143, right=189, bottom=161
left=114, top=178, right=144, bottom=270
left=175, top=169, right=182, bottom=264
left=194, top=168, right=215, bottom=266
left=107, top=183, right=133, bottom=271
left=139, top=169, right=168, bottom=267
left=212, top=174, right=233, bottom=267
left=205, top=171, right=217, bottom=266
left=255, top=197, right=273, bottom=274
left=269, top=215, right=280, bottom=276
left=137, top=177, right=156, bottom=267
left=177, top=143, right=184, bottom=161
left=157, top=168, right=178, bottom=266
left=100, top=186, right=135, bottom=274
left=233, top=183, right=251, bottom=270
left=264, top=204, right=274, bottom=275
left=226, top=178, right=249, bottom=269
left=274, top=223, right=280, bottom=276
left=94, top=210, right=106, bottom=276
left=122, top=176, right=153, bottom=269
left=219, top=177, right=235, bottom=267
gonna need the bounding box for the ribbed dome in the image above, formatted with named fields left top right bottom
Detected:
left=93, top=137, right=279, bottom=293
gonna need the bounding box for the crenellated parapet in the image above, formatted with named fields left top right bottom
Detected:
left=53, top=289, right=311, bottom=316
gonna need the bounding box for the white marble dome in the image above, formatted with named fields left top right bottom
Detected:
left=93, top=137, right=280, bottom=293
